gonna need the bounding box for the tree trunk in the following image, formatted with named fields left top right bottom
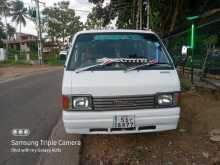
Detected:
left=169, top=0, right=181, bottom=32
left=132, top=0, right=136, bottom=28
left=201, top=8, right=220, bottom=18
left=161, top=0, right=173, bottom=33
left=136, top=0, right=140, bottom=29
left=139, top=0, right=143, bottom=29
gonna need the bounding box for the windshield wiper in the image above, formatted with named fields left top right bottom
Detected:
left=75, top=58, right=121, bottom=73
left=125, top=62, right=171, bottom=72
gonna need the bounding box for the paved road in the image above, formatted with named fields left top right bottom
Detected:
left=0, top=69, right=63, bottom=165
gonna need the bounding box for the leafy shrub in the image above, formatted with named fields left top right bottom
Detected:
left=181, top=78, right=192, bottom=91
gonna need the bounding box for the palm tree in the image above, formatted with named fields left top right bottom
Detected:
left=10, top=0, right=27, bottom=55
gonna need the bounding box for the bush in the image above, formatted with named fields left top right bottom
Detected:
left=44, top=54, right=62, bottom=65
left=5, top=48, right=39, bottom=64
left=181, top=78, right=192, bottom=91
left=7, top=48, right=27, bottom=61
left=30, top=52, right=38, bottom=60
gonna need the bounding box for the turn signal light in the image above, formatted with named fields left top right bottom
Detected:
left=62, top=95, right=69, bottom=110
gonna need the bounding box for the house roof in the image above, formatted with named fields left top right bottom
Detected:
left=16, top=32, right=37, bottom=37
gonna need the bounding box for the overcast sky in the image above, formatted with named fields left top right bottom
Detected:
left=11, top=0, right=94, bottom=35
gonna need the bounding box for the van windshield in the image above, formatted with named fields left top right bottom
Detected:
left=67, top=33, right=173, bottom=71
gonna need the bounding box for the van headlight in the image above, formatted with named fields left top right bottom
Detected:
left=157, top=93, right=180, bottom=107
left=72, top=96, right=92, bottom=110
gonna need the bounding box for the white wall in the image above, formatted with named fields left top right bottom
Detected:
left=0, top=48, right=6, bottom=61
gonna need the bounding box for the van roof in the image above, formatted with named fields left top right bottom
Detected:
left=76, top=29, right=156, bottom=35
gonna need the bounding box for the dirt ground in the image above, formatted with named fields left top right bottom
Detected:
left=81, top=89, right=220, bottom=165
left=0, top=65, right=61, bottom=82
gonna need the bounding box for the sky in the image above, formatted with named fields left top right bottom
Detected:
left=11, top=0, right=94, bottom=35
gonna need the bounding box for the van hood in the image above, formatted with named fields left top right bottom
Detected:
left=62, top=70, right=180, bottom=96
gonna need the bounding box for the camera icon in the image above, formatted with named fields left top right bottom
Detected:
left=11, top=129, right=30, bottom=136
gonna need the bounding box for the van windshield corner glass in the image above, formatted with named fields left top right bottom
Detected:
left=67, top=33, right=173, bottom=71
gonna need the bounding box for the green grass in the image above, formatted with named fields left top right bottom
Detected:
left=44, top=54, right=64, bottom=66
left=0, top=60, right=32, bottom=66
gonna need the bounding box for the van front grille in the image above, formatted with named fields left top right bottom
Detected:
left=93, top=95, right=155, bottom=111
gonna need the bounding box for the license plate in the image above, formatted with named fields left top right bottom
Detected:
left=113, top=115, right=135, bottom=128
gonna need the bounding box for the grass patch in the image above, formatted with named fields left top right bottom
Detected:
left=0, top=60, right=34, bottom=68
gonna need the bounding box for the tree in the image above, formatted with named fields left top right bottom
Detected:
left=0, top=19, right=6, bottom=47
left=0, top=0, right=11, bottom=52
left=0, top=0, right=9, bottom=15
left=88, top=0, right=156, bottom=29
left=7, top=23, right=15, bottom=39
left=85, top=5, right=106, bottom=29
left=160, top=0, right=220, bottom=34
left=148, top=0, right=160, bottom=32
left=42, top=1, right=83, bottom=45
left=27, top=6, right=37, bottom=24
left=87, top=0, right=135, bottom=29
left=10, top=0, right=28, bottom=54
left=87, top=0, right=220, bottom=34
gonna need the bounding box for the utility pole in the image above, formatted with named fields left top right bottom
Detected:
left=143, top=0, right=150, bottom=29
left=35, top=0, right=43, bottom=64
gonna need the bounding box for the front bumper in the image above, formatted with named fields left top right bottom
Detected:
left=62, top=107, right=180, bottom=134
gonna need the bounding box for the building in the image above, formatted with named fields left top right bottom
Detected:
left=4, top=32, right=37, bottom=52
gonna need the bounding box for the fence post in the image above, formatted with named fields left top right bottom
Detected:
left=26, top=53, right=30, bottom=62
left=201, top=46, right=210, bottom=77
left=191, top=49, right=194, bottom=84
left=15, top=54, right=18, bottom=62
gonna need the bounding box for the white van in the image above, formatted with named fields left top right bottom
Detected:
left=62, top=30, right=181, bottom=134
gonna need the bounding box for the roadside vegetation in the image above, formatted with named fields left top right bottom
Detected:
left=180, top=78, right=192, bottom=91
